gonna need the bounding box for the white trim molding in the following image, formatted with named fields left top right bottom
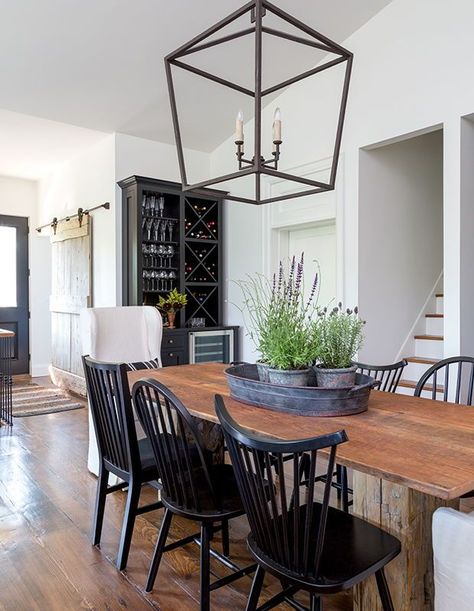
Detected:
left=261, top=155, right=345, bottom=301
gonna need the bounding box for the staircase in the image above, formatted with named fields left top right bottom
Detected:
left=398, top=292, right=444, bottom=397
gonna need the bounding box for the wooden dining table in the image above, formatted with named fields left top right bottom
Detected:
left=128, top=362, right=474, bottom=611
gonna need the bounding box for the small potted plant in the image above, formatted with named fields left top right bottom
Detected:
left=236, top=254, right=320, bottom=386
left=157, top=288, right=187, bottom=329
left=313, top=303, right=365, bottom=388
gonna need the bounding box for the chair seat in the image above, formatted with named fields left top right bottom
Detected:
left=248, top=502, right=401, bottom=594
left=161, top=463, right=245, bottom=520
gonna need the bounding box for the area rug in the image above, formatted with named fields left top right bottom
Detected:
left=12, top=382, right=84, bottom=417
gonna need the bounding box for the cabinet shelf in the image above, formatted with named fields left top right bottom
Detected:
left=142, top=240, right=178, bottom=246
left=142, top=215, right=178, bottom=222
left=143, top=266, right=178, bottom=271
left=185, top=238, right=218, bottom=244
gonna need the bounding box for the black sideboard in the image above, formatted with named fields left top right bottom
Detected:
left=161, top=326, right=239, bottom=367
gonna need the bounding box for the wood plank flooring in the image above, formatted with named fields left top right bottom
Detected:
left=0, top=380, right=352, bottom=610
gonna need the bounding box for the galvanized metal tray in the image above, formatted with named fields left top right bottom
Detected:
left=225, top=363, right=376, bottom=417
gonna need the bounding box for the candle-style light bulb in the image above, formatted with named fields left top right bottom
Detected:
left=273, top=107, right=282, bottom=142
left=235, top=110, right=244, bottom=142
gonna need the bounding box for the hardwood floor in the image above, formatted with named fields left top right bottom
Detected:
left=0, top=385, right=350, bottom=611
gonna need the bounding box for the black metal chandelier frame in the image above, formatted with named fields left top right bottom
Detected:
left=165, top=0, right=353, bottom=205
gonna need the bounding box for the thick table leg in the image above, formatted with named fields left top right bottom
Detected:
left=352, top=471, right=459, bottom=611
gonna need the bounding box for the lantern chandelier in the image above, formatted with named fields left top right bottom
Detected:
left=165, top=0, right=353, bottom=205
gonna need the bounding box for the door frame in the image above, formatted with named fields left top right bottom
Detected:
left=261, top=156, right=345, bottom=301
left=0, top=214, right=29, bottom=374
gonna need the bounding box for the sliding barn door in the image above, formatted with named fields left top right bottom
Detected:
left=50, top=217, right=91, bottom=396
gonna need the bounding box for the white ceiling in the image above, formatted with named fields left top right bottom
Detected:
left=0, top=109, right=109, bottom=180
left=0, top=0, right=392, bottom=177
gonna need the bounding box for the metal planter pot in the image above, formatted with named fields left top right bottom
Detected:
left=314, top=365, right=357, bottom=388
left=256, top=361, right=271, bottom=382
left=267, top=367, right=311, bottom=387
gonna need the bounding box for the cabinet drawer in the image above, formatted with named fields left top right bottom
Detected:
left=162, top=333, right=186, bottom=350
left=161, top=349, right=186, bottom=367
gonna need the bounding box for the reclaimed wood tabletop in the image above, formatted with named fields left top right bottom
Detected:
left=128, top=362, right=474, bottom=501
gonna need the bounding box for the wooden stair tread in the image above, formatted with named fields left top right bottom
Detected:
left=436, top=293, right=444, bottom=297
left=425, top=314, right=443, bottom=318
left=406, top=357, right=438, bottom=365
left=399, top=379, right=444, bottom=392
left=414, top=334, right=444, bottom=341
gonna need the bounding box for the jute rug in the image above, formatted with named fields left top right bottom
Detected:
left=12, top=383, right=84, bottom=417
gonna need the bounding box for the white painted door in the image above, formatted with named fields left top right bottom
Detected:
left=287, top=222, right=337, bottom=310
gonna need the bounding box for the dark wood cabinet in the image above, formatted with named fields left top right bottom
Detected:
left=119, top=176, right=224, bottom=326
left=119, top=176, right=239, bottom=365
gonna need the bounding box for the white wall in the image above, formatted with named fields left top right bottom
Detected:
left=211, top=0, right=474, bottom=362
left=358, top=130, right=443, bottom=362
left=0, top=175, right=51, bottom=375
left=460, top=116, right=474, bottom=357
left=39, top=134, right=116, bottom=307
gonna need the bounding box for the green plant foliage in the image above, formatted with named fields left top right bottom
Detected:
left=315, top=304, right=365, bottom=369
left=157, top=288, right=187, bottom=313
left=235, top=253, right=320, bottom=370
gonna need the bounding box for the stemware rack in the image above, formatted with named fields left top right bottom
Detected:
left=119, top=176, right=225, bottom=329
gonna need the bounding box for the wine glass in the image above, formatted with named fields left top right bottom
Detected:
left=159, top=270, right=167, bottom=291
left=158, top=195, right=165, bottom=217
left=157, top=244, right=166, bottom=267
left=167, top=220, right=175, bottom=242
left=153, top=218, right=160, bottom=242
left=168, top=270, right=176, bottom=289
left=160, top=220, right=168, bottom=242
left=146, top=218, right=154, bottom=241
left=166, top=245, right=174, bottom=267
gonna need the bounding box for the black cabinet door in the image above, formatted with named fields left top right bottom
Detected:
left=0, top=215, right=29, bottom=374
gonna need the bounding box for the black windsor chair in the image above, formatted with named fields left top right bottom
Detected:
left=82, top=356, right=163, bottom=570
left=331, top=359, right=408, bottom=512
left=414, top=356, right=474, bottom=405
left=215, top=394, right=401, bottom=611
left=132, top=378, right=257, bottom=610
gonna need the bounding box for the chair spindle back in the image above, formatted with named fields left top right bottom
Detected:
left=215, top=394, right=348, bottom=577
left=133, top=378, right=217, bottom=513
left=354, top=359, right=407, bottom=393
left=82, top=355, right=139, bottom=475
left=414, top=356, right=474, bottom=405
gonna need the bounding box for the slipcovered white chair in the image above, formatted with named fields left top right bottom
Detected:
left=80, top=306, right=163, bottom=476
left=433, top=507, right=474, bottom=610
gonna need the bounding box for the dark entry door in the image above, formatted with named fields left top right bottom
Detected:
left=0, top=215, right=29, bottom=374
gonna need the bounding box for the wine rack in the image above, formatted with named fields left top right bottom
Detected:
left=183, top=196, right=220, bottom=326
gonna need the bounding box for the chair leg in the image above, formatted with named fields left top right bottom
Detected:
left=336, top=464, right=342, bottom=501
left=92, top=468, right=108, bottom=546
left=145, top=508, right=172, bottom=592
left=116, top=480, right=141, bottom=570
left=200, top=523, right=212, bottom=611
left=310, top=594, right=322, bottom=611
left=375, top=568, right=395, bottom=611
left=222, top=519, right=230, bottom=557
left=246, top=565, right=265, bottom=611
left=341, top=466, right=350, bottom=513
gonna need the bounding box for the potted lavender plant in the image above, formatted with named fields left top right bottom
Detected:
left=313, top=303, right=365, bottom=388
left=236, top=254, right=320, bottom=386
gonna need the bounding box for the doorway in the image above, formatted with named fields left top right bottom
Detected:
left=280, top=221, right=337, bottom=309
left=358, top=128, right=443, bottom=363
left=0, top=214, right=29, bottom=374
